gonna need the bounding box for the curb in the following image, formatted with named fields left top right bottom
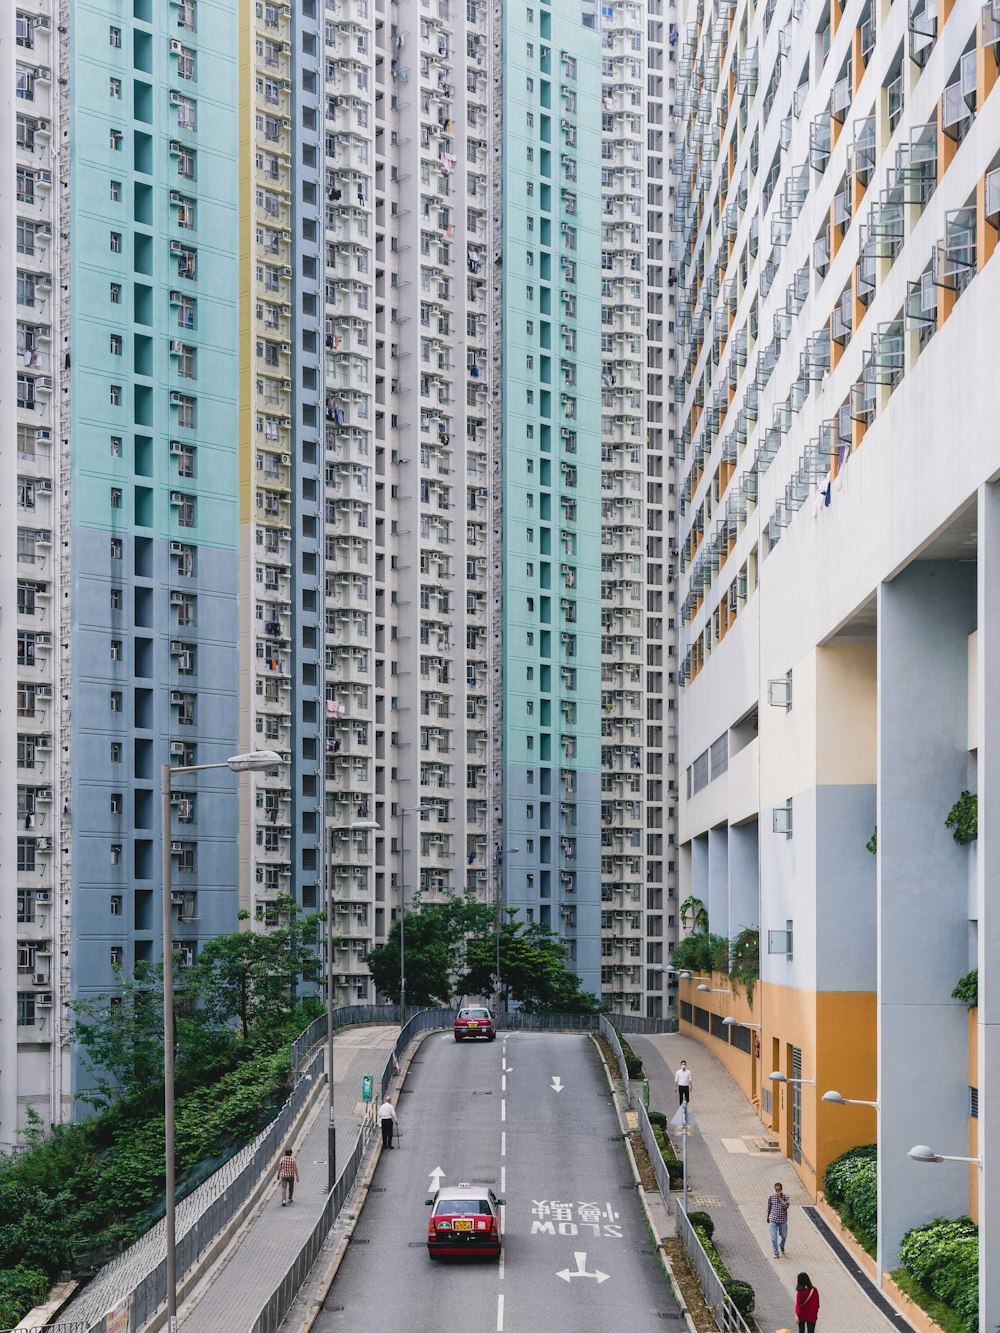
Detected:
left=295, top=1025, right=438, bottom=1333
left=589, top=1035, right=698, bottom=1333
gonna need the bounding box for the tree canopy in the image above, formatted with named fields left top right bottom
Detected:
left=365, top=893, right=601, bottom=1014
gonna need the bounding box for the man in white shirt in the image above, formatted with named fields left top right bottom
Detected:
left=674, top=1059, right=693, bottom=1105
left=378, top=1097, right=398, bottom=1148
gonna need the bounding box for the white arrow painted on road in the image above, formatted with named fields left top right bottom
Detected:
left=551, top=1076, right=564, bottom=1093
left=428, top=1166, right=446, bottom=1192
left=556, top=1252, right=610, bottom=1284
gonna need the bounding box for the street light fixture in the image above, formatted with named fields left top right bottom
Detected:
left=398, top=805, right=431, bottom=1020
left=679, top=971, right=710, bottom=981
left=325, top=818, right=379, bottom=1192
left=822, top=1089, right=880, bottom=1108
left=161, top=748, right=283, bottom=1333
left=722, top=1016, right=762, bottom=1029
left=769, top=1071, right=816, bottom=1086
left=907, top=1143, right=982, bottom=1166
left=697, top=983, right=733, bottom=995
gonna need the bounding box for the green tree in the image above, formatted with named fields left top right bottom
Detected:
left=70, top=963, right=166, bottom=1106
left=679, top=896, right=709, bottom=932
left=365, top=899, right=472, bottom=1006
left=192, top=897, right=322, bottom=1038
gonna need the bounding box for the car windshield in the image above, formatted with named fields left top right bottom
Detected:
left=460, top=1009, right=490, bottom=1019
left=435, top=1198, right=491, bottom=1215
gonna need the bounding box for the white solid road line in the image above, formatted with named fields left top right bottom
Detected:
left=497, top=1294, right=504, bottom=1331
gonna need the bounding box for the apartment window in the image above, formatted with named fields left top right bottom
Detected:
left=110, top=179, right=121, bottom=201
left=178, top=296, right=196, bottom=330
left=110, top=848, right=122, bottom=869
left=16, top=66, right=36, bottom=100
left=110, top=894, right=123, bottom=915
left=110, top=334, right=123, bottom=356
left=177, top=497, right=196, bottom=527
left=110, top=436, right=123, bottom=456
left=18, top=477, right=35, bottom=509
left=16, top=217, right=36, bottom=255
left=16, top=12, right=35, bottom=46
left=111, top=741, right=122, bottom=762
left=178, top=0, right=196, bottom=30
left=177, top=345, right=195, bottom=378
left=110, top=385, right=122, bottom=406
left=177, top=147, right=196, bottom=180
left=17, top=837, right=36, bottom=872
left=110, top=77, right=122, bottom=97
left=17, top=633, right=36, bottom=666
left=176, top=246, right=196, bottom=279
left=17, top=581, right=38, bottom=615
left=17, top=271, right=36, bottom=306
left=175, top=96, right=196, bottom=131
left=110, top=538, right=123, bottom=561
left=175, top=395, right=195, bottom=428
left=109, top=25, right=122, bottom=46
left=17, top=376, right=36, bottom=411
left=16, top=168, right=34, bottom=204
left=17, top=994, right=36, bottom=1027
left=177, top=446, right=196, bottom=478
left=110, top=129, right=123, bottom=151
left=110, top=231, right=122, bottom=253
left=175, top=196, right=195, bottom=229
left=177, top=47, right=196, bottom=80
left=16, top=115, right=35, bottom=150
left=110, top=587, right=123, bottom=610
left=110, top=488, right=122, bottom=509
left=110, top=691, right=123, bottom=712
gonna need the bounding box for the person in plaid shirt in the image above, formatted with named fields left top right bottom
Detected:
left=276, top=1147, right=300, bottom=1205
left=767, top=1181, right=790, bottom=1257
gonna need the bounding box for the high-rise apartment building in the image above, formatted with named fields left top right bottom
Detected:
left=672, top=0, right=1000, bottom=1314
left=4, top=0, right=681, bottom=1143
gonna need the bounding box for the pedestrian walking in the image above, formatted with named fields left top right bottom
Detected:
left=378, top=1096, right=397, bottom=1149
left=794, top=1272, right=820, bottom=1331
left=276, top=1147, right=299, bottom=1206
left=674, top=1059, right=693, bottom=1105
left=767, top=1180, right=790, bottom=1257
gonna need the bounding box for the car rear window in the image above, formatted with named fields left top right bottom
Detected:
left=435, top=1198, right=492, bottom=1215
left=460, top=1009, right=490, bottom=1019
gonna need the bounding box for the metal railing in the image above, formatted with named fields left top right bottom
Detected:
left=674, top=1201, right=754, bottom=1333
left=635, top=1099, right=672, bottom=1201
left=599, top=1015, right=633, bottom=1105
left=290, top=1003, right=405, bottom=1079
left=1, top=1325, right=87, bottom=1333
left=497, top=1010, right=599, bottom=1031
left=253, top=1008, right=455, bottom=1333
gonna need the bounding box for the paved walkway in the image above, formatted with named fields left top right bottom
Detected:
left=631, top=1032, right=905, bottom=1333
left=178, top=1025, right=398, bottom=1333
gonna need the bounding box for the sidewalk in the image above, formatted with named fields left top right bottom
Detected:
left=177, top=1025, right=398, bottom=1333
left=631, top=1032, right=906, bottom=1333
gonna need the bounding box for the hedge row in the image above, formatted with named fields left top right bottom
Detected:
left=687, top=1208, right=755, bottom=1318
left=647, top=1110, right=684, bottom=1186
left=824, top=1144, right=978, bottom=1332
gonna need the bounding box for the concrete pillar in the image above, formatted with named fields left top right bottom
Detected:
left=728, top=819, right=759, bottom=939
left=689, top=833, right=709, bottom=929
left=707, top=824, right=730, bottom=942
left=877, top=562, right=975, bottom=1270
left=977, top=483, right=1000, bottom=1332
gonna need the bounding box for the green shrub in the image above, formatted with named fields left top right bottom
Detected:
left=693, top=1224, right=729, bottom=1282
left=951, top=969, right=978, bottom=1007
left=841, top=1154, right=878, bottom=1239
left=612, top=1027, right=644, bottom=1079
left=648, top=1110, right=668, bottom=1130
left=866, top=826, right=877, bottom=855
left=945, top=791, right=978, bottom=845
left=671, top=932, right=728, bottom=976
left=898, top=1217, right=978, bottom=1333
left=822, top=1143, right=877, bottom=1207
left=687, top=1210, right=714, bottom=1239
left=0, top=1265, right=51, bottom=1327
left=725, top=1279, right=755, bottom=1316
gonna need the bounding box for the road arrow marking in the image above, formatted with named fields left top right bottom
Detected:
left=428, top=1166, right=445, bottom=1192
left=551, top=1076, right=564, bottom=1093
left=556, top=1252, right=610, bottom=1284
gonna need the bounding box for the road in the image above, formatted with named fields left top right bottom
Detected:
left=312, top=1029, right=680, bottom=1333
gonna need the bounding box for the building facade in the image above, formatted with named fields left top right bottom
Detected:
left=4, top=0, right=681, bottom=1144
left=672, top=0, right=1000, bottom=1316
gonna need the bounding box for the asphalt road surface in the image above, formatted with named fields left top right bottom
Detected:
left=313, top=1029, right=681, bottom=1333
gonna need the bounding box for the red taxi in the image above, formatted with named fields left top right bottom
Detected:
left=426, top=1182, right=504, bottom=1260
left=453, top=1005, right=496, bottom=1042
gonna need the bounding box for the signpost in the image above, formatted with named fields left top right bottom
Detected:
left=670, top=1102, right=697, bottom=1214
left=361, top=1072, right=373, bottom=1103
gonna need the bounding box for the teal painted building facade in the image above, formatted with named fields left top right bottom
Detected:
left=502, top=0, right=603, bottom=995
left=69, top=0, right=240, bottom=1046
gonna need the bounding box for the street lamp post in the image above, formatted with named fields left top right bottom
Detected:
left=398, top=805, right=430, bottom=1021
left=697, top=983, right=733, bottom=995
left=325, top=818, right=378, bottom=1192
left=161, top=748, right=283, bottom=1332
left=769, top=1071, right=816, bottom=1086
left=821, top=1089, right=880, bottom=1109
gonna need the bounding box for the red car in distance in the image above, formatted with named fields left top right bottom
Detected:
left=426, top=1183, right=504, bottom=1260
left=453, top=1006, right=496, bottom=1042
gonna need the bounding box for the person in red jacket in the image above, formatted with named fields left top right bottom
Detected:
left=794, top=1272, right=820, bottom=1331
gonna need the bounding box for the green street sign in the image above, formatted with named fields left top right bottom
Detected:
left=362, top=1072, right=373, bottom=1103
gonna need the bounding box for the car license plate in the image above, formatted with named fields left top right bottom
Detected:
left=453, top=1219, right=473, bottom=1230
left=467, top=1021, right=478, bottom=1028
